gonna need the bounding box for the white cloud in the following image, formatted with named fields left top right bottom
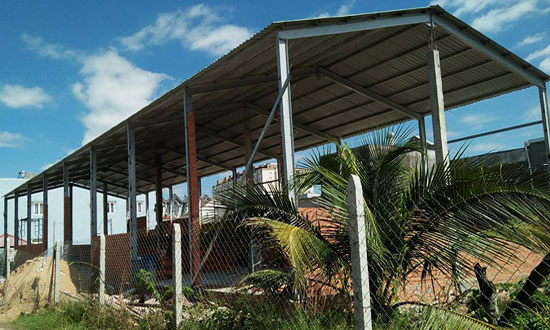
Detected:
left=431, top=0, right=502, bottom=16
left=540, top=57, right=550, bottom=73
left=516, top=32, right=545, bottom=47
left=469, top=142, right=504, bottom=153
left=471, top=0, right=538, bottom=33
left=524, top=105, right=541, bottom=121
left=316, top=0, right=356, bottom=18
left=460, top=113, right=495, bottom=125
left=526, top=45, right=550, bottom=61
left=119, top=5, right=253, bottom=56
left=336, top=0, right=356, bottom=16
left=0, top=84, right=51, bottom=108
left=72, top=50, right=171, bottom=144
left=21, top=33, right=80, bottom=60
left=0, top=131, right=27, bottom=147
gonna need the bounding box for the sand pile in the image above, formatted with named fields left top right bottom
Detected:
left=0, top=256, right=78, bottom=322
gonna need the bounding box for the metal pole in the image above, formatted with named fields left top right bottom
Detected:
left=184, top=88, right=201, bottom=287
left=155, top=153, right=163, bottom=225
left=347, top=175, right=372, bottom=330
left=99, top=234, right=105, bottom=304
left=14, top=191, right=18, bottom=248
left=276, top=36, right=296, bottom=203
left=145, top=193, right=150, bottom=229
left=42, top=176, right=48, bottom=253
left=127, top=123, right=138, bottom=274
left=103, top=182, right=108, bottom=235
left=27, top=185, right=32, bottom=245
left=172, top=223, right=182, bottom=327
left=54, top=241, right=60, bottom=303
left=427, top=48, right=449, bottom=166
left=168, top=186, right=173, bottom=220
left=63, top=163, right=71, bottom=245
left=90, top=147, right=98, bottom=239
left=418, top=117, right=427, bottom=151
left=539, top=85, right=550, bottom=175
left=3, top=197, right=8, bottom=277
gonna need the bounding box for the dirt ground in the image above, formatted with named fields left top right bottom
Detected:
left=0, top=256, right=78, bottom=322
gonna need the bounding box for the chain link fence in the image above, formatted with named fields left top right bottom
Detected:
left=3, top=150, right=550, bottom=330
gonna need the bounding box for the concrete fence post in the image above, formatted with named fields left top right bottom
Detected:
left=172, top=223, right=182, bottom=327
left=54, top=241, right=60, bottom=303
left=347, top=175, right=372, bottom=330
left=99, top=234, right=106, bottom=304
left=5, top=245, right=10, bottom=280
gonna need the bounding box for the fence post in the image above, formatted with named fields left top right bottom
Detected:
left=347, top=175, right=372, bottom=330
left=172, top=223, right=182, bottom=327
left=54, top=241, right=60, bottom=303
left=99, top=234, right=105, bottom=304
left=5, top=245, right=10, bottom=280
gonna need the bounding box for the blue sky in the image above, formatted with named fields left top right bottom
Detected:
left=0, top=0, right=549, bottom=197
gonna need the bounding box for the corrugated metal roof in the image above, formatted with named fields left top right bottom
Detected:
left=5, top=5, right=549, bottom=198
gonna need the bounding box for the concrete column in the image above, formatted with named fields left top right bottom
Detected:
left=155, top=153, right=163, bottom=224
left=42, top=176, right=48, bottom=252
left=63, top=163, right=71, bottom=245
left=90, top=147, right=98, bottom=239
left=539, top=86, right=550, bottom=175
left=184, top=89, right=201, bottom=287
left=27, top=185, right=32, bottom=245
left=14, top=192, right=19, bottom=247
left=127, top=123, right=138, bottom=272
left=103, top=182, right=108, bottom=235
left=99, top=234, right=105, bottom=304
left=172, top=223, right=182, bottom=327
left=347, top=175, right=373, bottom=330
left=427, top=49, right=449, bottom=165
left=276, top=37, right=296, bottom=202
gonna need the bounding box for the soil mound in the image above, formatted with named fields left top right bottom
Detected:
left=0, top=256, right=77, bottom=322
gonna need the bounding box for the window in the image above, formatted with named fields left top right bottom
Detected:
left=19, top=219, right=26, bottom=238
left=33, top=202, right=44, bottom=216
left=137, top=201, right=143, bottom=213
left=108, top=201, right=116, bottom=214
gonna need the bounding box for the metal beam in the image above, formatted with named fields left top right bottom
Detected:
left=432, top=16, right=545, bottom=89
left=318, top=67, right=422, bottom=120
left=198, top=126, right=279, bottom=159
left=418, top=117, right=427, bottom=151
left=246, top=102, right=329, bottom=140
left=3, top=197, right=8, bottom=275
left=63, top=162, right=70, bottom=246
left=188, top=67, right=317, bottom=94
left=448, top=120, right=542, bottom=144
left=155, top=153, right=163, bottom=225
left=278, top=13, right=431, bottom=39
left=243, top=76, right=290, bottom=179
left=277, top=36, right=296, bottom=203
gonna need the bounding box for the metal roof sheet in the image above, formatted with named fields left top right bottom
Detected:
left=5, top=5, right=549, bottom=198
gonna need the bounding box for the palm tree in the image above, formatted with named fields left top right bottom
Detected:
left=217, top=126, right=550, bottom=323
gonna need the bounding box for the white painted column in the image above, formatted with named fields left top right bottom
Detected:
left=99, top=234, right=105, bottom=304
left=172, top=223, right=182, bottom=327
left=539, top=86, right=550, bottom=175
left=54, top=241, right=60, bottom=303
left=427, top=49, right=449, bottom=166
left=276, top=36, right=296, bottom=203
left=347, top=175, right=372, bottom=330
left=90, top=147, right=98, bottom=239
left=127, top=123, right=138, bottom=272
